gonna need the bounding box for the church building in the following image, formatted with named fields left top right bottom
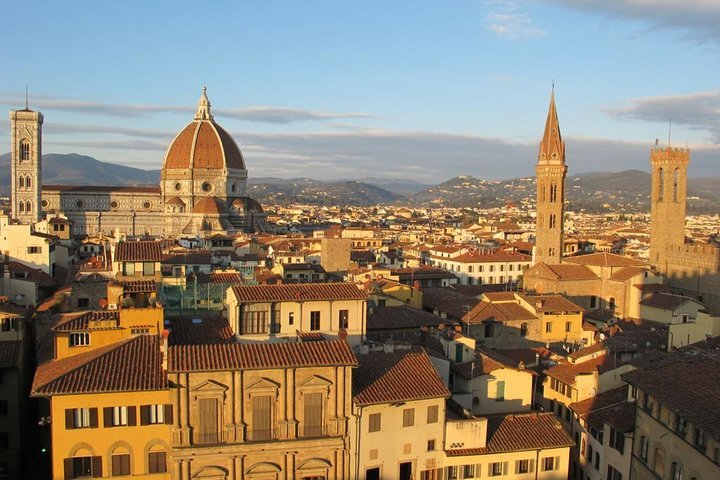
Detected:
left=8, top=88, right=264, bottom=237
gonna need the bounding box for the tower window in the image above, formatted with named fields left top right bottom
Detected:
left=26, top=201, right=31, bottom=213
left=18, top=177, right=24, bottom=189
left=658, top=168, right=664, bottom=201
left=549, top=214, right=556, bottom=229
left=673, top=168, right=679, bottom=202
left=550, top=183, right=557, bottom=202
left=18, top=202, right=24, bottom=214
left=19, top=141, right=30, bottom=161
left=26, top=176, right=31, bottom=189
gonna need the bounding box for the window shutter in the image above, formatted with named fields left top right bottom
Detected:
left=503, top=461, right=509, bottom=474
left=475, top=464, right=482, bottom=478
left=515, top=460, right=520, bottom=474
left=554, top=456, right=561, bottom=470
left=164, top=404, right=174, bottom=425
left=140, top=406, right=150, bottom=426
left=127, top=406, right=137, bottom=426
left=529, top=459, right=535, bottom=473
left=91, top=456, right=102, bottom=478
left=65, top=409, right=74, bottom=430
left=63, top=458, right=73, bottom=480
left=89, top=408, right=98, bottom=428
left=103, top=407, right=113, bottom=427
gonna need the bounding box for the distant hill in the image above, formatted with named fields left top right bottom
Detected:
left=0, top=153, right=158, bottom=195
left=0, top=153, right=717, bottom=212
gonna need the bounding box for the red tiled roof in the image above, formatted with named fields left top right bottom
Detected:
left=115, top=241, right=163, bottom=262
left=167, top=315, right=234, bottom=346
left=452, top=252, right=531, bottom=264
left=569, top=386, right=634, bottom=432
left=0, top=341, right=21, bottom=369
left=193, top=272, right=244, bottom=285
left=32, top=335, right=167, bottom=395
left=368, top=305, right=455, bottom=331
left=640, top=293, right=697, bottom=310
left=53, top=311, right=120, bottom=332
left=446, top=412, right=574, bottom=455
left=5, top=261, right=55, bottom=287
left=230, top=282, right=366, bottom=303
left=168, top=339, right=357, bottom=372
left=483, top=292, right=517, bottom=302
left=117, top=280, right=157, bottom=293
left=545, top=354, right=621, bottom=385
left=565, top=252, right=645, bottom=267
left=353, top=348, right=450, bottom=406
left=520, top=293, right=584, bottom=313
left=466, top=301, right=537, bottom=324
left=609, top=266, right=647, bottom=282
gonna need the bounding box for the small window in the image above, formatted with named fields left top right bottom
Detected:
left=143, top=262, right=155, bottom=276
left=27, top=246, right=41, bottom=254
left=338, top=309, right=349, bottom=329
left=427, top=439, right=436, bottom=451
left=496, top=381, right=505, bottom=401
left=69, top=333, right=90, bottom=347
left=148, top=451, right=166, bottom=474
left=368, top=413, right=381, bottom=433
left=19, top=141, right=30, bottom=161
left=123, top=263, right=135, bottom=276
left=426, top=405, right=438, bottom=424
left=288, top=312, right=295, bottom=326
left=310, top=311, right=321, bottom=331
left=111, top=453, right=130, bottom=476
left=565, top=321, right=572, bottom=333
left=489, top=462, right=504, bottom=476
left=545, top=322, right=553, bottom=333
left=402, top=408, right=415, bottom=427
left=520, top=323, right=528, bottom=337
left=70, top=457, right=93, bottom=478
left=516, top=459, right=531, bottom=474
left=542, top=457, right=557, bottom=471
left=77, top=297, right=90, bottom=308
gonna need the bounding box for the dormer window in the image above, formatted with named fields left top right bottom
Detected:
left=69, top=332, right=90, bottom=347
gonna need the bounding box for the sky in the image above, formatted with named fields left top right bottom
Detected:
left=1, top=0, right=720, bottom=183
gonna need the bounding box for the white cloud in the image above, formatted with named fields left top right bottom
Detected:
left=604, top=90, right=720, bottom=142
left=484, top=1, right=547, bottom=40
left=546, top=0, right=720, bottom=42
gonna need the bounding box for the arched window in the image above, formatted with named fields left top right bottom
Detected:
left=520, top=323, right=528, bottom=337
left=18, top=202, right=24, bottom=213
left=658, top=168, right=665, bottom=201
left=147, top=444, right=167, bottom=474
left=550, top=183, right=557, bottom=202
left=673, top=168, right=679, bottom=202
left=18, top=177, right=24, bottom=189
left=26, top=201, right=32, bottom=213
left=609, top=297, right=616, bottom=311
left=549, top=214, right=556, bottom=229
left=540, top=182, right=546, bottom=202
left=26, top=176, right=31, bottom=189
left=19, top=140, right=30, bottom=161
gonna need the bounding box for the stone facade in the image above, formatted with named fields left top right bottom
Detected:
left=9, top=108, right=43, bottom=223
left=534, top=92, right=567, bottom=265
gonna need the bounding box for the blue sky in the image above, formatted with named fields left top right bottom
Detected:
left=1, top=0, right=720, bottom=182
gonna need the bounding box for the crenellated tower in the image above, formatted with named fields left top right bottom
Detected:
left=9, top=105, right=43, bottom=223
left=649, top=146, right=689, bottom=273
left=534, top=90, right=567, bottom=265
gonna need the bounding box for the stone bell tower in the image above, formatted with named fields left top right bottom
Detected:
left=649, top=146, right=689, bottom=272
left=534, top=90, right=567, bottom=265
left=9, top=101, right=43, bottom=224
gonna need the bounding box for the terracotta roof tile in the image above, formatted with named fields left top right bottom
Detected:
left=32, top=335, right=167, bottom=395
left=542, top=264, right=598, bottom=281
left=169, top=339, right=357, bottom=372
left=368, top=305, right=454, bottom=331
left=167, top=315, right=234, bottom=346
left=622, top=337, right=720, bottom=441
left=423, top=288, right=481, bottom=320
left=117, top=280, right=157, bottom=293
left=5, top=261, right=55, bottom=287
left=520, top=293, right=584, bottom=313
left=230, top=282, right=366, bottom=303
left=353, top=348, right=450, bottom=405
left=564, top=252, right=645, bottom=267
left=569, top=386, right=634, bottom=432
left=483, top=292, right=518, bottom=302
left=609, top=266, right=647, bottom=282
left=640, top=292, right=697, bottom=310
left=193, top=272, right=244, bottom=285
left=466, top=302, right=537, bottom=324
left=545, top=354, right=621, bottom=386
left=53, top=311, right=120, bottom=332
left=115, top=241, right=163, bottom=262
left=446, top=412, right=574, bottom=455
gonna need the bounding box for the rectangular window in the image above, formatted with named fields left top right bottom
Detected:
left=402, top=408, right=415, bottom=427
left=489, top=462, right=504, bottom=476
left=368, top=413, right=381, bottom=433
left=695, top=428, right=707, bottom=450
left=239, top=309, right=269, bottom=335
left=427, top=439, right=436, bottom=451
left=426, top=405, right=438, bottom=424
left=130, top=327, right=150, bottom=336
left=0, top=318, right=16, bottom=332
left=69, top=332, right=90, bottom=347
left=123, top=262, right=135, bottom=276
left=288, top=312, right=295, bottom=326
left=609, top=427, right=625, bottom=453
left=111, top=454, right=130, bottom=476
left=27, top=246, right=41, bottom=254
left=140, top=404, right=171, bottom=425
left=565, top=321, right=572, bottom=332
left=65, top=407, right=97, bottom=429
left=496, top=381, right=505, bottom=401
left=462, top=465, right=475, bottom=477
left=640, top=435, right=649, bottom=462
left=542, top=457, right=559, bottom=471
left=607, top=465, right=623, bottom=480
left=113, top=406, right=128, bottom=426
left=77, top=298, right=90, bottom=308
left=148, top=451, right=167, bottom=474
left=71, top=457, right=93, bottom=478
left=303, top=392, right=323, bottom=437
left=545, top=322, right=553, bottom=333
left=250, top=395, right=273, bottom=441
left=516, top=459, right=533, bottom=474
left=671, top=462, right=683, bottom=480
left=338, top=309, right=349, bottom=329
left=142, top=262, right=155, bottom=276
left=198, top=398, right=220, bottom=444
left=590, top=296, right=597, bottom=308
left=310, top=311, right=321, bottom=331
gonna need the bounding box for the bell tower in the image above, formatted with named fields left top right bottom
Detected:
left=649, top=146, right=689, bottom=273
left=9, top=102, right=43, bottom=224
left=534, top=90, right=567, bottom=265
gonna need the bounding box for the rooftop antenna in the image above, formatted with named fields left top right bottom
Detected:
left=25, top=85, right=29, bottom=110
left=668, top=117, right=672, bottom=148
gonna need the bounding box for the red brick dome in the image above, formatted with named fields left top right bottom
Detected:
left=163, top=88, right=245, bottom=171
left=193, top=197, right=227, bottom=215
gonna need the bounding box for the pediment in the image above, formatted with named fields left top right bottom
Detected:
left=191, top=379, right=228, bottom=393
left=245, top=462, right=281, bottom=474
left=247, top=377, right=280, bottom=391
left=297, top=458, right=332, bottom=470
left=297, top=375, right=332, bottom=388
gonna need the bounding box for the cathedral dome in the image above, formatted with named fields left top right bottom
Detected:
left=193, top=196, right=227, bottom=215
left=163, top=88, right=246, bottom=171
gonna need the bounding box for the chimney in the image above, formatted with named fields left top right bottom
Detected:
left=161, top=329, right=169, bottom=371
left=413, top=280, right=421, bottom=290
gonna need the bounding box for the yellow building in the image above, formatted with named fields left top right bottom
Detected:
left=352, top=348, right=450, bottom=480
left=226, top=283, right=367, bottom=345
left=166, top=339, right=357, bottom=479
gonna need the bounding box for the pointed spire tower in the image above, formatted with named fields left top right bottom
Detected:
left=194, top=86, right=213, bottom=121
left=534, top=89, right=567, bottom=265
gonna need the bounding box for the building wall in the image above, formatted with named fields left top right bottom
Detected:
left=445, top=446, right=571, bottom=480
left=169, top=364, right=353, bottom=480
left=49, top=390, right=172, bottom=480
left=320, top=238, right=352, bottom=273
left=354, top=398, right=445, bottom=480
left=454, top=368, right=534, bottom=416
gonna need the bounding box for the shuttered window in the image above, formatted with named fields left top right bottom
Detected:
left=402, top=408, right=415, bottom=427
left=148, top=451, right=167, bottom=474
left=251, top=395, right=273, bottom=441
left=427, top=405, right=439, bottom=424
left=111, top=454, right=130, bottom=476
left=197, top=398, right=219, bottom=444
left=368, top=413, right=381, bottom=433
left=303, top=393, right=323, bottom=437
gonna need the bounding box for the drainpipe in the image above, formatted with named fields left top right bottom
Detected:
left=355, top=405, right=362, bottom=480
